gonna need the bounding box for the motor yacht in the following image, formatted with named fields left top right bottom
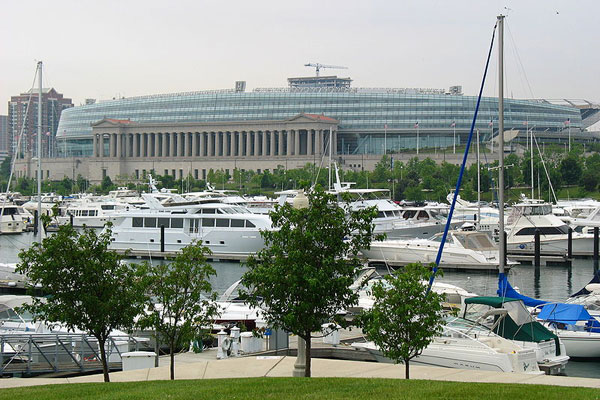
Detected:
left=106, top=194, right=271, bottom=257
left=352, top=317, right=541, bottom=374
left=0, top=204, right=27, bottom=234
left=462, top=296, right=569, bottom=374
left=360, top=229, right=512, bottom=271
left=506, top=198, right=594, bottom=256
left=60, top=199, right=132, bottom=228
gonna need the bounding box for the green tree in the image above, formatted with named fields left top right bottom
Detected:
left=560, top=155, right=583, bottom=186
left=359, top=263, right=445, bottom=379
left=241, top=186, right=379, bottom=377
left=138, top=242, right=218, bottom=380
left=16, top=225, right=147, bottom=382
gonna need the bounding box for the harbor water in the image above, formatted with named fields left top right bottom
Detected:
left=1, top=231, right=599, bottom=378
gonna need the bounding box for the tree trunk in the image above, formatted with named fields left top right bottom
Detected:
left=98, top=338, right=110, bottom=383
left=405, top=358, right=410, bottom=380
left=305, top=336, right=311, bottom=378
left=170, top=340, right=175, bottom=380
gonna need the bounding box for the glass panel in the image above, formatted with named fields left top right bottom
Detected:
left=202, top=218, right=215, bottom=227
left=132, top=217, right=143, bottom=227
left=171, top=218, right=183, bottom=228
left=216, top=219, right=229, bottom=227
left=144, top=218, right=157, bottom=228
left=203, top=209, right=216, bottom=214
left=231, top=219, right=244, bottom=227
left=158, top=218, right=170, bottom=228
left=246, top=220, right=255, bottom=228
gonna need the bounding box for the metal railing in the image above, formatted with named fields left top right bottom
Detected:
left=0, top=333, right=145, bottom=376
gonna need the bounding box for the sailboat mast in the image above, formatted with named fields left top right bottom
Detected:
left=37, top=61, right=43, bottom=244
left=497, top=16, right=505, bottom=275
left=531, top=126, right=534, bottom=199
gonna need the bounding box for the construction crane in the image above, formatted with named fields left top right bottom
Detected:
left=304, top=63, right=348, bottom=77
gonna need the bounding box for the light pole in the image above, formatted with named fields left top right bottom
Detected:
left=292, top=189, right=309, bottom=377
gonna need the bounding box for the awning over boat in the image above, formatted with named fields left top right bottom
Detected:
left=464, top=296, right=520, bottom=308
left=538, top=303, right=593, bottom=324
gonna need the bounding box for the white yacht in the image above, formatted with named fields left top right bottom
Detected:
left=462, top=297, right=569, bottom=374
left=106, top=194, right=271, bottom=257
left=506, top=198, right=594, bottom=256
left=0, top=204, right=27, bottom=234
left=360, top=229, right=511, bottom=271
left=60, top=199, right=132, bottom=228
left=352, top=317, right=541, bottom=374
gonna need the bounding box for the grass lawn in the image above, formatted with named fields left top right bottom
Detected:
left=0, top=377, right=598, bottom=400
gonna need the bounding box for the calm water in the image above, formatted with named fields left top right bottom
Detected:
left=2, top=232, right=599, bottom=378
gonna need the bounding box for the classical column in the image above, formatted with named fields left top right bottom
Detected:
left=278, top=131, right=284, bottom=156
left=228, top=132, right=234, bottom=157
left=285, top=129, right=293, bottom=156
left=199, top=132, right=205, bottom=157
left=294, top=129, right=300, bottom=156
left=130, top=134, right=136, bottom=157
left=168, top=132, right=175, bottom=157
left=315, top=130, right=322, bottom=155
left=177, top=133, right=184, bottom=157
left=270, top=130, right=276, bottom=156
left=261, top=131, right=267, bottom=156
left=244, top=131, right=250, bottom=157
left=237, top=131, right=243, bottom=156
left=219, top=132, right=225, bottom=157
left=206, top=132, right=213, bottom=157
left=253, top=132, right=260, bottom=157
left=92, top=134, right=98, bottom=157
left=108, top=134, right=113, bottom=157
left=191, top=132, right=197, bottom=157
left=99, top=134, right=105, bottom=158
left=307, top=129, right=313, bottom=156
left=115, top=133, right=121, bottom=158
left=186, top=132, right=192, bottom=157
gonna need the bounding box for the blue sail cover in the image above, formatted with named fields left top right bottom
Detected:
left=497, top=273, right=548, bottom=307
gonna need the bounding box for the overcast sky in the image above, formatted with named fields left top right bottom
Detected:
left=2, top=0, right=599, bottom=108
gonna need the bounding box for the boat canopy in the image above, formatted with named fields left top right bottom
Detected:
left=464, top=296, right=520, bottom=308
left=464, top=296, right=558, bottom=344
left=538, top=303, right=593, bottom=324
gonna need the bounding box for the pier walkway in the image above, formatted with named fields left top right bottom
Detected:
left=0, top=350, right=599, bottom=389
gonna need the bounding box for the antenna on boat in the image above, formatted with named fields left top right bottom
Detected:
left=498, top=14, right=506, bottom=277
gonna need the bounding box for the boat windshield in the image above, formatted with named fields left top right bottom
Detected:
left=219, top=206, right=251, bottom=214
left=521, top=204, right=552, bottom=216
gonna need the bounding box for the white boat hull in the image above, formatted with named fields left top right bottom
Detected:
left=361, top=241, right=504, bottom=271
left=353, top=340, right=540, bottom=374
left=554, top=331, right=600, bottom=358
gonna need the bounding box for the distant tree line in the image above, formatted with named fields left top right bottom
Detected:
left=2, top=143, right=599, bottom=201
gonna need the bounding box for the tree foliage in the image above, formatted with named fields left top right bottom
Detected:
left=16, top=225, right=148, bottom=382
left=241, top=185, right=379, bottom=377
left=138, top=242, right=218, bottom=380
left=359, top=263, right=445, bottom=379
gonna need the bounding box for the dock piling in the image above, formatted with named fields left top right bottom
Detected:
left=534, top=229, right=541, bottom=267
left=567, top=227, right=572, bottom=259
left=594, top=227, right=599, bottom=263
left=160, top=225, right=165, bottom=253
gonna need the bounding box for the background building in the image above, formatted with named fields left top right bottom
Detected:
left=8, top=88, right=73, bottom=159
left=55, top=80, right=598, bottom=159
left=0, top=115, right=8, bottom=163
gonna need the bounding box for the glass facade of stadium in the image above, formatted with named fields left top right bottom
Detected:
left=56, top=89, right=582, bottom=157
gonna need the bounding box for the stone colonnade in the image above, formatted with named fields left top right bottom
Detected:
left=93, top=128, right=338, bottom=159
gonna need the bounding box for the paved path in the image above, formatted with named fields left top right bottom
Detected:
left=0, top=350, right=599, bottom=389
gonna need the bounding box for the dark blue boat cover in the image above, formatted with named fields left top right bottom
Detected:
left=538, top=303, right=593, bottom=324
